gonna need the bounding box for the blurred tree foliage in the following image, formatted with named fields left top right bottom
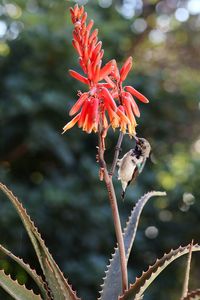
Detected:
left=0, top=0, right=200, bottom=299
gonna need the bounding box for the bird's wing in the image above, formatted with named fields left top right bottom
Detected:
left=128, top=164, right=139, bottom=186
left=137, top=158, right=147, bottom=174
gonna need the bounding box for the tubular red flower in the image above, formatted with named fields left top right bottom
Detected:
left=78, top=100, right=90, bottom=128
left=72, top=39, right=82, bottom=57
left=69, top=93, right=88, bottom=116
left=63, top=113, right=80, bottom=133
left=100, top=87, right=117, bottom=111
left=117, top=105, right=127, bottom=133
left=104, top=76, right=115, bottom=88
left=122, top=96, right=137, bottom=134
left=97, top=83, right=113, bottom=89
left=122, top=92, right=140, bottom=117
left=86, top=97, right=99, bottom=133
left=106, top=106, right=120, bottom=129
left=73, top=4, right=79, bottom=18
left=110, top=60, right=120, bottom=80
left=120, top=56, right=133, bottom=82
left=81, top=12, right=87, bottom=24
left=92, top=52, right=102, bottom=70
left=86, top=20, right=94, bottom=34
left=69, top=70, right=89, bottom=85
left=88, top=29, right=98, bottom=44
left=64, top=4, right=149, bottom=136
left=87, top=59, right=93, bottom=80
left=116, top=107, right=131, bottom=125
left=91, top=41, right=102, bottom=61
left=78, top=5, right=84, bottom=19
left=124, top=86, right=149, bottom=103
left=84, top=30, right=90, bottom=46
left=93, top=60, right=102, bottom=83
left=79, top=58, right=87, bottom=74
left=99, top=60, right=115, bottom=81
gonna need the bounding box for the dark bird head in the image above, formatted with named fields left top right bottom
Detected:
left=136, top=138, right=151, bottom=157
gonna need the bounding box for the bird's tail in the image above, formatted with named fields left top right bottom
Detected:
left=121, top=190, right=125, bottom=201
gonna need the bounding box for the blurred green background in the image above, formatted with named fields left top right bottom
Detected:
left=0, top=0, right=200, bottom=299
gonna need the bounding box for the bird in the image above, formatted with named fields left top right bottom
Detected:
left=117, top=138, right=151, bottom=200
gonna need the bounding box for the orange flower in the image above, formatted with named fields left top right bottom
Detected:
left=63, top=4, right=149, bottom=136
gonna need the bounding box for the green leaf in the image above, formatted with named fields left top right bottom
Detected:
left=181, top=289, right=200, bottom=300
left=0, top=244, right=50, bottom=299
left=0, top=269, right=42, bottom=300
left=120, top=244, right=200, bottom=300
left=100, top=191, right=166, bottom=300
left=0, top=183, right=80, bottom=300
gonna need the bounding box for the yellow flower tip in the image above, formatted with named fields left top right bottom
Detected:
left=62, top=113, right=80, bottom=133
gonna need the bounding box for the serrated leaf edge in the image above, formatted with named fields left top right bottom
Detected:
left=99, top=191, right=166, bottom=300
left=0, top=243, right=50, bottom=299
left=0, top=268, right=42, bottom=300
left=120, top=244, right=200, bottom=300
left=181, top=289, right=200, bottom=300
left=0, top=183, right=80, bottom=300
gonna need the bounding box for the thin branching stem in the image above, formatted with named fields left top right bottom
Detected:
left=98, top=131, right=128, bottom=294
left=109, top=132, right=124, bottom=177
left=181, top=240, right=193, bottom=299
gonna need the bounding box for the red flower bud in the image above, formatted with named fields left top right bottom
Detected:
left=124, top=86, right=149, bottom=103
left=100, top=87, right=117, bottom=111
left=69, top=93, right=88, bottom=116
left=63, top=113, right=80, bottom=133
left=99, top=60, right=115, bottom=81
left=81, top=12, right=87, bottom=25
left=88, top=29, right=98, bottom=44
left=123, top=92, right=140, bottom=117
left=69, top=70, right=89, bottom=85
left=120, top=56, right=133, bottom=82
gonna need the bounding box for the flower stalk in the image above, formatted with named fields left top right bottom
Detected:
left=63, top=3, right=150, bottom=294
left=98, top=129, right=128, bottom=293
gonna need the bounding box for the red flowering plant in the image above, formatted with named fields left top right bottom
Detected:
left=0, top=4, right=199, bottom=300
left=63, top=4, right=148, bottom=138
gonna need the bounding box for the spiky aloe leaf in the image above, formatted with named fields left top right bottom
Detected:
left=0, top=183, right=80, bottom=300
left=120, top=244, right=200, bottom=300
left=182, top=289, right=200, bottom=300
left=100, top=191, right=166, bottom=300
left=0, top=269, right=42, bottom=300
left=0, top=244, right=50, bottom=299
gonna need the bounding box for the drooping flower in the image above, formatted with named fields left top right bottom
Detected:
left=63, top=4, right=149, bottom=136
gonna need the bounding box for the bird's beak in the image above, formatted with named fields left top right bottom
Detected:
left=134, top=135, right=139, bottom=142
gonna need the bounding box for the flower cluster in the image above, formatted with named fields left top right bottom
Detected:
left=63, top=4, right=149, bottom=136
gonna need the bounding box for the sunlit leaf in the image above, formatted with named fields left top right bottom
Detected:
left=0, top=244, right=50, bottom=299
left=0, top=269, right=42, bottom=300
left=0, top=183, right=80, bottom=300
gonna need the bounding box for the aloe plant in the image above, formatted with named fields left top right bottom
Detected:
left=0, top=4, right=199, bottom=300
